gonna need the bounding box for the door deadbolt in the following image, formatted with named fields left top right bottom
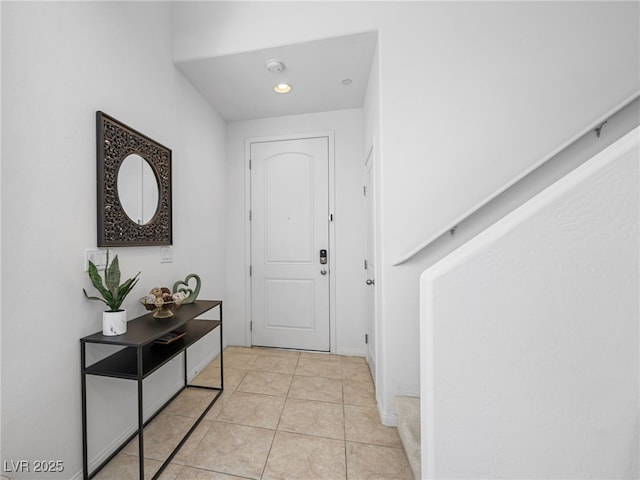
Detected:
left=320, top=249, right=327, bottom=264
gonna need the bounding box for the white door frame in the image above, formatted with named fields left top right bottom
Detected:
left=364, top=144, right=377, bottom=374
left=244, top=131, right=336, bottom=352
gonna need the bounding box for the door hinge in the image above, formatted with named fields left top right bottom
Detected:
left=249, top=265, right=252, bottom=276
left=363, top=185, right=367, bottom=196
left=250, top=321, right=253, bottom=332
left=330, top=213, right=334, bottom=222
left=365, top=334, right=368, bottom=344
left=364, top=259, right=368, bottom=270
left=249, top=210, right=252, bottom=221
left=249, top=158, right=252, bottom=169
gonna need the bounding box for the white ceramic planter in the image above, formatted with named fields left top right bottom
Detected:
left=103, top=310, right=127, bottom=336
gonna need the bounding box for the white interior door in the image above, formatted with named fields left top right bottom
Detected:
left=364, top=147, right=376, bottom=371
left=250, top=137, right=330, bottom=351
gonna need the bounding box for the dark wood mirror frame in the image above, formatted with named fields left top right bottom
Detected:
left=96, top=111, right=172, bottom=246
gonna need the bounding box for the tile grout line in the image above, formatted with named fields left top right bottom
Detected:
left=257, top=349, right=300, bottom=479
left=178, top=348, right=243, bottom=476
left=342, top=356, right=350, bottom=480
left=107, top=349, right=400, bottom=480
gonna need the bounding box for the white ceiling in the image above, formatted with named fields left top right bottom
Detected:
left=176, top=32, right=378, bottom=122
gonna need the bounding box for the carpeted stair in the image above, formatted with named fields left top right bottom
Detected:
left=394, top=395, right=421, bottom=479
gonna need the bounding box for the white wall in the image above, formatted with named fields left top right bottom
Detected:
left=0, top=0, right=4, bottom=465
left=375, top=1, right=640, bottom=423
left=362, top=41, right=384, bottom=399
left=420, top=128, right=639, bottom=479
left=379, top=1, right=640, bottom=258
left=173, top=1, right=640, bottom=424
left=1, top=2, right=226, bottom=477
left=225, top=109, right=366, bottom=356
left=172, top=1, right=381, bottom=63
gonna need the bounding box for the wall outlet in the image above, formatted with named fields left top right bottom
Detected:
left=161, top=246, right=173, bottom=263
left=84, top=249, right=107, bottom=271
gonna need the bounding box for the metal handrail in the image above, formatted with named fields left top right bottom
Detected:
left=393, top=90, right=640, bottom=266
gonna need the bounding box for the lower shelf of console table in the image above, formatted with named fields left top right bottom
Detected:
left=80, top=300, right=224, bottom=480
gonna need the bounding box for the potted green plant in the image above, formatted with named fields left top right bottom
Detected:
left=83, top=251, right=140, bottom=336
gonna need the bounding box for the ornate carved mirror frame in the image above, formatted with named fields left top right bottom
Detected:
left=96, top=111, right=172, bottom=246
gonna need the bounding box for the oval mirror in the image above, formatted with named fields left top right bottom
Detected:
left=117, top=153, right=159, bottom=225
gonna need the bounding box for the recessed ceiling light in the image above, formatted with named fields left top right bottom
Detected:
left=341, top=78, right=353, bottom=86
left=274, top=83, right=292, bottom=94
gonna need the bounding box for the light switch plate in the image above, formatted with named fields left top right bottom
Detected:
left=85, top=249, right=107, bottom=271
left=161, top=246, right=173, bottom=263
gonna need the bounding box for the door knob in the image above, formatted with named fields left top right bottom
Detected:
left=366, top=279, right=375, bottom=285
left=320, top=270, right=327, bottom=275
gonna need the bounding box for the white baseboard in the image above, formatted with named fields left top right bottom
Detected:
left=81, top=378, right=184, bottom=478
left=366, top=353, right=376, bottom=380
left=187, top=349, right=219, bottom=382
left=336, top=347, right=366, bottom=357
left=76, top=352, right=220, bottom=480
left=378, top=398, right=398, bottom=426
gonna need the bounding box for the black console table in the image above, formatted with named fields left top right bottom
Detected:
left=80, top=300, right=223, bottom=480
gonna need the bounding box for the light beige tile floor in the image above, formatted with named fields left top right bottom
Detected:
left=95, top=347, right=413, bottom=480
